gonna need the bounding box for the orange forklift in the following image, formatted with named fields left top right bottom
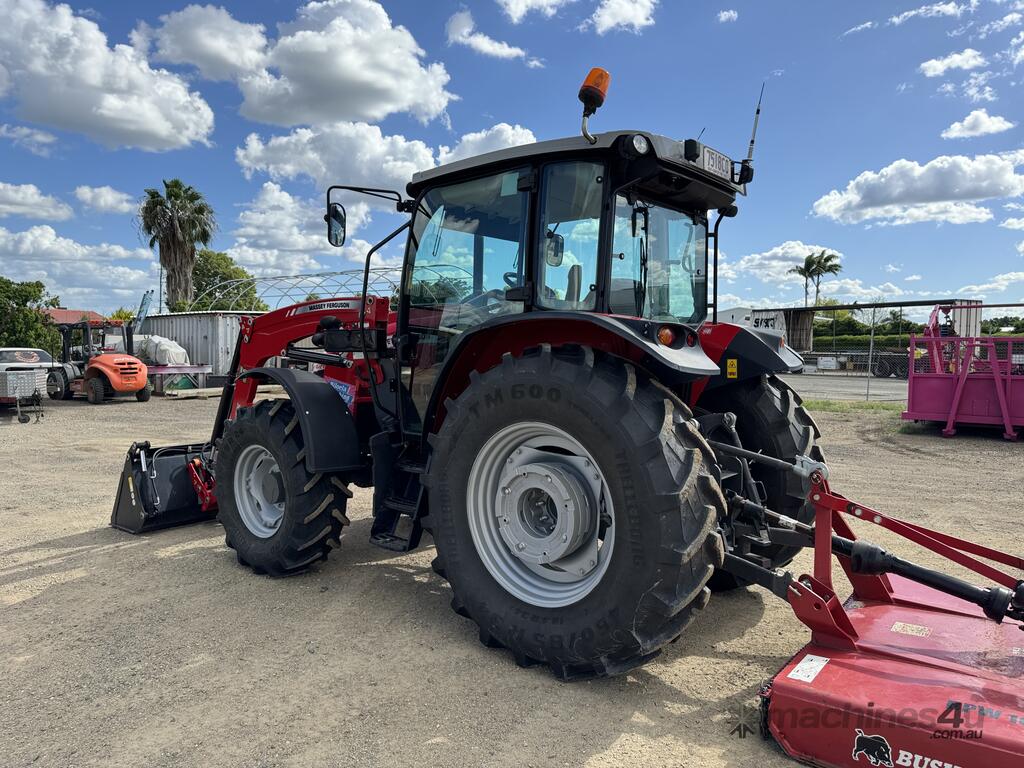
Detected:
left=47, top=319, right=150, bottom=404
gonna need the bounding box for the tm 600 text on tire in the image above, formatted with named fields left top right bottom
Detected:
left=216, top=399, right=352, bottom=576
left=698, top=374, right=823, bottom=589
left=425, top=346, right=725, bottom=680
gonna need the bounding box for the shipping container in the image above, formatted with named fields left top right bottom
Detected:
left=140, top=312, right=258, bottom=377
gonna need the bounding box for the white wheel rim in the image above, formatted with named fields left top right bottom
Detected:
left=233, top=444, right=286, bottom=538
left=466, top=421, right=615, bottom=608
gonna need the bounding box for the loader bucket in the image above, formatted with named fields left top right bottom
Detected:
left=111, top=442, right=216, bottom=534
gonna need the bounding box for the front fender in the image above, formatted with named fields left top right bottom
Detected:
left=697, top=324, right=803, bottom=395
left=236, top=367, right=363, bottom=474
left=421, top=311, right=718, bottom=434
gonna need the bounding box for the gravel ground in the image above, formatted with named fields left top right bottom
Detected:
left=1, top=396, right=1021, bottom=768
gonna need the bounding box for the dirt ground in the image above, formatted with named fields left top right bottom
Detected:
left=1, top=396, right=1021, bottom=768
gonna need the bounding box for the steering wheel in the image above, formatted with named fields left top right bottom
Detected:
left=462, top=288, right=506, bottom=309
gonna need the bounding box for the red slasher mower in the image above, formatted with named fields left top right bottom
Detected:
left=111, top=70, right=1023, bottom=768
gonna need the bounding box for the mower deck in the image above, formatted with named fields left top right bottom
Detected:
left=765, top=576, right=1024, bottom=768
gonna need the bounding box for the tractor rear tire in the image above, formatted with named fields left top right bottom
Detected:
left=86, top=376, right=105, bottom=404
left=425, top=346, right=725, bottom=680
left=216, top=399, right=352, bottom=577
left=698, top=374, right=823, bottom=590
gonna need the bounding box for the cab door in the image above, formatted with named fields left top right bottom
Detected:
left=398, top=167, right=533, bottom=433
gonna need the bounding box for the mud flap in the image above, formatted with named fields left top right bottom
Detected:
left=111, top=442, right=216, bottom=534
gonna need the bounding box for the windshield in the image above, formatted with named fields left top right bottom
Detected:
left=0, top=349, right=52, bottom=364
left=609, top=194, right=708, bottom=324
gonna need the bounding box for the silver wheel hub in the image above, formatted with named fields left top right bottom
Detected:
left=233, top=444, right=285, bottom=538
left=467, top=422, right=614, bottom=608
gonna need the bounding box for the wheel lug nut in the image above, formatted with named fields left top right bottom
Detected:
left=516, top=543, right=526, bottom=551
left=501, top=486, right=511, bottom=495
left=545, top=475, right=552, bottom=483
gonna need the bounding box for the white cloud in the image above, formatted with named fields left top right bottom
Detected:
left=237, top=122, right=435, bottom=195
left=941, top=108, right=1016, bottom=138
left=818, top=278, right=906, bottom=300
left=227, top=182, right=377, bottom=275
left=962, top=71, right=996, bottom=102
left=1017, top=241, right=1024, bottom=256
left=74, top=185, right=134, bottom=214
left=237, top=121, right=535, bottom=196
left=977, top=11, right=1021, bottom=37
left=1011, top=30, right=1024, bottom=66
left=497, top=0, right=576, bottom=23
left=0, top=182, right=72, bottom=220
left=717, top=10, right=738, bottom=23
left=919, top=48, right=986, bottom=77
left=437, top=123, right=536, bottom=165
left=1006, top=202, right=1024, bottom=210
left=1000, top=217, right=1024, bottom=229
left=812, top=153, right=1024, bottom=225
left=842, top=21, right=876, bottom=36
left=149, top=4, right=268, bottom=81
left=884, top=263, right=902, bottom=273
left=0, top=0, right=214, bottom=150
left=237, top=0, right=454, bottom=126
left=958, top=270, right=1024, bottom=294
left=446, top=10, right=542, bottom=67
left=0, top=124, right=57, bottom=156
left=890, top=2, right=970, bottom=26
left=589, top=0, right=658, bottom=34
left=0, top=224, right=155, bottom=312
left=905, top=274, right=923, bottom=281
left=733, top=241, right=843, bottom=285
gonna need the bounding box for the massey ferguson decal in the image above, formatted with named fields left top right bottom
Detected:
left=851, top=730, right=965, bottom=768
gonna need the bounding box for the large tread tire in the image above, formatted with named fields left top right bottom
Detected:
left=216, top=399, right=352, bottom=577
left=699, top=374, right=824, bottom=590
left=86, top=376, right=105, bottom=404
left=425, top=345, right=725, bottom=680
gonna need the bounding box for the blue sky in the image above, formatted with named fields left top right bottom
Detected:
left=1, top=0, right=1023, bottom=315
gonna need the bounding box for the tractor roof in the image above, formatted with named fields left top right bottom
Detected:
left=407, top=130, right=747, bottom=208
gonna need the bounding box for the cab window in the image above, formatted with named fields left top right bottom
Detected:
left=536, top=161, right=604, bottom=311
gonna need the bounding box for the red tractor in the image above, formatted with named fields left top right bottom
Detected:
left=113, top=70, right=1023, bottom=768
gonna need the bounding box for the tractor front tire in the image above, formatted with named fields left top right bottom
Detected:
left=426, top=346, right=725, bottom=680
left=216, top=399, right=352, bottom=576
left=86, top=376, right=105, bottom=404
left=699, top=374, right=824, bottom=590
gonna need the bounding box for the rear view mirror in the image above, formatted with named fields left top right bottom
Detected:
left=326, top=202, right=346, bottom=247
left=545, top=231, right=564, bottom=267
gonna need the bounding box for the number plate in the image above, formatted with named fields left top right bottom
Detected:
left=701, top=146, right=733, bottom=182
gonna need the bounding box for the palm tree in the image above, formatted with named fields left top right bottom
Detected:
left=788, top=254, right=815, bottom=307
left=809, top=250, right=842, bottom=306
left=139, top=179, right=216, bottom=309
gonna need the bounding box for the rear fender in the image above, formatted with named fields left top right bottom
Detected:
left=86, top=355, right=147, bottom=393
left=235, top=367, right=364, bottom=474
left=422, top=312, right=718, bottom=434
left=692, top=323, right=803, bottom=403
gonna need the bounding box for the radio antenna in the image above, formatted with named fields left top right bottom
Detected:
left=696, top=126, right=706, bottom=142
left=746, top=82, right=765, bottom=164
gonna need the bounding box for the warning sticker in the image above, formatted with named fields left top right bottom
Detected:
left=726, top=358, right=738, bottom=379
left=787, top=654, right=829, bottom=683
left=891, top=622, right=931, bottom=638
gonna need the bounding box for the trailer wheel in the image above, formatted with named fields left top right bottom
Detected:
left=426, top=346, right=725, bottom=680
left=216, top=399, right=352, bottom=577
left=86, top=376, right=105, bottom=404
left=698, top=374, right=824, bottom=590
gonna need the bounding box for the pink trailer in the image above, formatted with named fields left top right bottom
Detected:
left=903, top=331, right=1024, bottom=441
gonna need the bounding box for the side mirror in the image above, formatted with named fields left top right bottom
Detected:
left=545, top=231, right=565, bottom=267
left=326, top=202, right=346, bottom=247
